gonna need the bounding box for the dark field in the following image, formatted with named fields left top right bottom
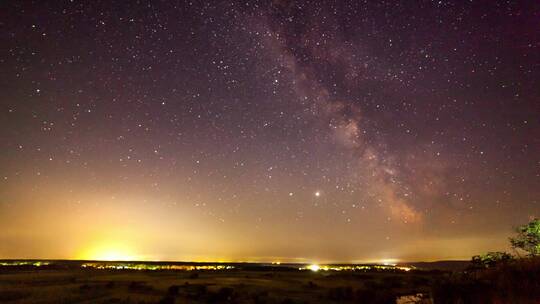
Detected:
left=0, top=261, right=441, bottom=304
left=1, top=259, right=540, bottom=304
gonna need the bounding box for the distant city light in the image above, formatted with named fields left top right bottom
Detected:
left=0, top=260, right=413, bottom=273
left=80, top=262, right=235, bottom=271
left=381, top=259, right=398, bottom=266
left=77, top=242, right=138, bottom=261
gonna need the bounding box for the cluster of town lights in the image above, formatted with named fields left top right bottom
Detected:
left=0, top=261, right=413, bottom=273
left=302, top=264, right=412, bottom=272
left=0, top=261, right=50, bottom=267
left=80, top=263, right=235, bottom=271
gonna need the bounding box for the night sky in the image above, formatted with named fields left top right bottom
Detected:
left=1, top=1, right=539, bottom=263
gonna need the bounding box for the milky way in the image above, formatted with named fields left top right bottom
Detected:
left=1, top=1, right=539, bottom=262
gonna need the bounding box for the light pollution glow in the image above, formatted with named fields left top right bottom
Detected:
left=0, top=171, right=515, bottom=263
left=1, top=1, right=538, bottom=263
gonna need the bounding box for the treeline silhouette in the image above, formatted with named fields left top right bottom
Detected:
left=432, top=218, right=540, bottom=303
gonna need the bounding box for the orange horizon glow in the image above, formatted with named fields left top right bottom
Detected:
left=76, top=240, right=139, bottom=261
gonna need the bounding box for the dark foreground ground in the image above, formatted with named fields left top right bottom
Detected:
left=0, top=259, right=539, bottom=304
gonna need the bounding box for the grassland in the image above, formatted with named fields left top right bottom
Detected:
left=0, top=261, right=439, bottom=303
left=3, top=258, right=540, bottom=303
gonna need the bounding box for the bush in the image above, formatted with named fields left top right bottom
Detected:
left=510, top=218, right=540, bottom=256
left=433, top=257, right=540, bottom=303
left=470, top=251, right=513, bottom=269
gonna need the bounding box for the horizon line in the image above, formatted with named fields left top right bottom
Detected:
left=0, top=258, right=470, bottom=264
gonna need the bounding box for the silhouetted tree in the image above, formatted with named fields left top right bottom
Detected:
left=471, top=251, right=513, bottom=268
left=509, top=218, right=540, bottom=256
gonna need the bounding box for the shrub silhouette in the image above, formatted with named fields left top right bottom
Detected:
left=470, top=251, right=513, bottom=269
left=433, top=257, right=540, bottom=303
left=510, top=218, right=540, bottom=256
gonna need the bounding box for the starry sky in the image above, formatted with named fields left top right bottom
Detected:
left=1, top=1, right=539, bottom=263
